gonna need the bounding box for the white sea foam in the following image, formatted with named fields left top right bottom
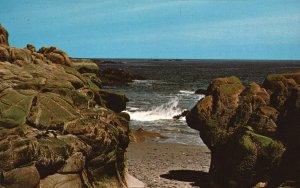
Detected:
left=125, top=97, right=183, bottom=122
left=127, top=107, right=140, bottom=111
left=132, top=80, right=154, bottom=84
left=179, top=90, right=195, bottom=95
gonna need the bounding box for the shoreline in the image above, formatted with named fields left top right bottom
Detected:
left=127, top=142, right=211, bottom=187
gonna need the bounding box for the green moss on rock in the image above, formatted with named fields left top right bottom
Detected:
left=0, top=89, right=36, bottom=127
left=240, top=135, right=255, bottom=152
left=249, top=132, right=273, bottom=148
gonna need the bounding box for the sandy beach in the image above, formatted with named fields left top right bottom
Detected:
left=127, top=142, right=211, bottom=188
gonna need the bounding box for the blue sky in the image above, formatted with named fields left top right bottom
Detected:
left=1, top=0, right=300, bottom=60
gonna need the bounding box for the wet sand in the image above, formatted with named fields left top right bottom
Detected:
left=127, top=142, right=211, bottom=188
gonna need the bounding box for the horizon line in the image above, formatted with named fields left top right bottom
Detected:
left=70, top=57, right=300, bottom=62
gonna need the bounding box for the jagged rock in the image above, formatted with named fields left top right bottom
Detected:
left=187, top=72, right=300, bottom=187
left=173, top=110, right=189, bottom=119
left=0, top=25, right=129, bottom=187
left=0, top=24, right=9, bottom=46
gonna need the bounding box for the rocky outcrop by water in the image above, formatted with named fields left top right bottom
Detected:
left=99, top=68, right=145, bottom=86
left=0, top=24, right=130, bottom=187
left=186, top=72, right=300, bottom=187
left=72, top=58, right=145, bottom=86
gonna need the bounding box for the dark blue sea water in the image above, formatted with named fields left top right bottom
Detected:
left=98, top=59, right=300, bottom=145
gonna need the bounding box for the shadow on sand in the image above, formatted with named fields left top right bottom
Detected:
left=160, top=170, right=211, bottom=188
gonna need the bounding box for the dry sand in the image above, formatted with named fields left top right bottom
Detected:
left=127, top=142, right=211, bottom=188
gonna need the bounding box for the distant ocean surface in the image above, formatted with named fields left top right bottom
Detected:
left=98, top=59, right=300, bottom=145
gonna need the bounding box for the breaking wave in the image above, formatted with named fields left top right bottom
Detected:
left=125, top=97, right=183, bottom=122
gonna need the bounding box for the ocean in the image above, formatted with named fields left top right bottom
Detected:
left=98, top=59, right=300, bottom=146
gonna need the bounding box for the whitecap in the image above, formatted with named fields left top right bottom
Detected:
left=125, top=97, right=183, bottom=122
left=179, top=90, right=195, bottom=95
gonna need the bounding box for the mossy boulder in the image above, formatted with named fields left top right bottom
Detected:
left=187, top=71, right=300, bottom=187
left=207, top=76, right=244, bottom=95
left=262, top=71, right=300, bottom=110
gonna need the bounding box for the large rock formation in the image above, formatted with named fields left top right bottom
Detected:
left=187, top=72, right=300, bottom=187
left=0, top=24, right=130, bottom=187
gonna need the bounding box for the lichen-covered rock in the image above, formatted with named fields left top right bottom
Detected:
left=0, top=25, right=129, bottom=187
left=187, top=71, right=300, bottom=187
